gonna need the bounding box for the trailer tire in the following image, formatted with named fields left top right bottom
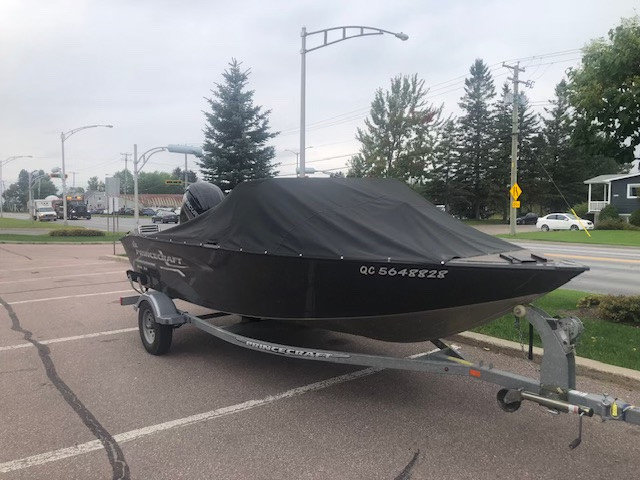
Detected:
left=138, top=301, right=173, bottom=355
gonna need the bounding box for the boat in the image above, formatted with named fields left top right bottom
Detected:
left=120, top=178, right=588, bottom=342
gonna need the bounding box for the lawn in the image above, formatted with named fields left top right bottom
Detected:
left=473, top=289, right=640, bottom=370
left=497, top=230, right=640, bottom=247
left=0, top=232, right=124, bottom=243
left=0, top=217, right=73, bottom=229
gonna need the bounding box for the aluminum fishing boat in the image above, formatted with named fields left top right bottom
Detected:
left=121, top=178, right=587, bottom=342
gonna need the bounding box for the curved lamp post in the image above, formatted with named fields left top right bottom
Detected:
left=1, top=155, right=32, bottom=217
left=299, top=25, right=408, bottom=177
left=61, top=124, right=113, bottom=225
left=285, top=146, right=313, bottom=176
left=132, top=144, right=203, bottom=225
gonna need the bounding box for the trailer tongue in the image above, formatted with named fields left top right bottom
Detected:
left=121, top=288, right=640, bottom=448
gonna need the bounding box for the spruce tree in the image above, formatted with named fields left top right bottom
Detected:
left=421, top=118, right=463, bottom=210
left=539, top=79, right=585, bottom=211
left=457, top=59, right=497, bottom=219
left=200, top=59, right=278, bottom=191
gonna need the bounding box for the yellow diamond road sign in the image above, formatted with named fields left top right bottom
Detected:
left=510, top=183, right=522, bottom=200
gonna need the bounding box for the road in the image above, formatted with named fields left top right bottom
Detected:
left=1, top=212, right=174, bottom=233
left=4, top=213, right=638, bottom=295
left=1, top=244, right=639, bottom=480
left=512, top=241, right=640, bottom=295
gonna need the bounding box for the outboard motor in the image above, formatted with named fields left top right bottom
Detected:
left=179, top=181, right=225, bottom=223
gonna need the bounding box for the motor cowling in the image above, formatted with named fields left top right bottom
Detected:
left=179, top=182, right=225, bottom=223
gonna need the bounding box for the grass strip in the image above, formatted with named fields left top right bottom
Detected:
left=497, top=230, right=640, bottom=247
left=0, top=233, right=124, bottom=243
left=473, top=289, right=640, bottom=370
left=0, top=218, right=76, bottom=229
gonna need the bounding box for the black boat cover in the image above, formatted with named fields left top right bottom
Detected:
left=152, top=178, right=522, bottom=263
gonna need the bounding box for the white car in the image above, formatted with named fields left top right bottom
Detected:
left=536, top=213, right=594, bottom=231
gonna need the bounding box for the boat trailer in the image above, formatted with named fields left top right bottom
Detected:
left=121, top=286, right=640, bottom=448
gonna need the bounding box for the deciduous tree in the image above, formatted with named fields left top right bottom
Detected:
left=348, top=74, right=440, bottom=180
left=567, top=16, right=640, bottom=164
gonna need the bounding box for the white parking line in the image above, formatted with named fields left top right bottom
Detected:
left=7, top=290, right=134, bottom=305
left=0, top=271, right=124, bottom=285
left=0, top=328, right=138, bottom=352
left=1, top=262, right=117, bottom=273
left=0, top=349, right=438, bottom=473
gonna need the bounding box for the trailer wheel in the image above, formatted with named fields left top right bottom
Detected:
left=138, top=301, right=173, bottom=355
left=497, top=389, right=521, bottom=413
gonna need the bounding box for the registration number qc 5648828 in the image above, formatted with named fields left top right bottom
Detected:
left=359, top=266, right=448, bottom=279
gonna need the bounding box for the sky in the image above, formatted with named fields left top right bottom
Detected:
left=1, top=0, right=637, bottom=190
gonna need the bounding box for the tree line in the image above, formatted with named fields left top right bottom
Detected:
left=3, top=18, right=636, bottom=212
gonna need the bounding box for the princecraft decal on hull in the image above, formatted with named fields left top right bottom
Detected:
left=134, top=249, right=190, bottom=277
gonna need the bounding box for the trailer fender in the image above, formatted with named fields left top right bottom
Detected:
left=134, top=291, right=186, bottom=326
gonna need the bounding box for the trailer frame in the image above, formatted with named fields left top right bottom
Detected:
left=121, top=288, right=640, bottom=447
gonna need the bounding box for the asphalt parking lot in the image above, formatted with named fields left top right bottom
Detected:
left=1, top=243, right=639, bottom=480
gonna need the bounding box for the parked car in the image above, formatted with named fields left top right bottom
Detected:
left=118, top=207, right=134, bottom=215
left=516, top=212, right=538, bottom=225
left=140, top=208, right=156, bottom=216
left=536, top=213, right=594, bottom=231
left=152, top=210, right=179, bottom=224
left=89, top=208, right=105, bottom=215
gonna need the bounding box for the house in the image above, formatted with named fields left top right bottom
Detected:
left=584, top=172, right=640, bottom=220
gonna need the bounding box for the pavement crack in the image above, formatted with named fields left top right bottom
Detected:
left=0, top=295, right=130, bottom=480
left=0, top=246, right=32, bottom=260
left=393, top=450, right=421, bottom=480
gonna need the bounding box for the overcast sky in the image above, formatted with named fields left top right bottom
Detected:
left=1, top=0, right=637, bottom=189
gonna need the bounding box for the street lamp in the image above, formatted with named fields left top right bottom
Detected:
left=132, top=144, right=203, bottom=225
left=1, top=155, right=32, bottom=217
left=299, top=25, right=408, bottom=177
left=27, top=170, right=48, bottom=220
left=285, top=146, right=313, bottom=176
left=61, top=124, right=113, bottom=225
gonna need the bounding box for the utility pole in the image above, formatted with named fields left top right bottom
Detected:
left=70, top=171, right=78, bottom=189
left=184, top=154, right=188, bottom=191
left=121, top=152, right=131, bottom=195
left=503, top=62, right=532, bottom=235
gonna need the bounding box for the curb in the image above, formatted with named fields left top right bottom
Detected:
left=450, top=331, right=640, bottom=390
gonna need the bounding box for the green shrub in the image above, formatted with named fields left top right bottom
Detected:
left=598, top=204, right=620, bottom=221
left=630, top=208, right=640, bottom=227
left=572, top=202, right=588, bottom=219
left=578, top=294, right=640, bottom=324
left=595, top=220, right=640, bottom=230
left=577, top=295, right=601, bottom=308
left=49, top=228, right=105, bottom=237
left=598, top=295, right=640, bottom=324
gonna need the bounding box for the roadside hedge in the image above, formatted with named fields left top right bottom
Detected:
left=597, top=204, right=620, bottom=221
left=630, top=208, right=640, bottom=227
left=577, top=294, right=640, bottom=324
left=595, top=220, right=640, bottom=230
left=48, top=228, right=106, bottom=237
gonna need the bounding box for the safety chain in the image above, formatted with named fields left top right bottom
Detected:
left=514, top=316, right=539, bottom=373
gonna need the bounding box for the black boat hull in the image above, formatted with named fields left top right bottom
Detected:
left=121, top=235, right=586, bottom=342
